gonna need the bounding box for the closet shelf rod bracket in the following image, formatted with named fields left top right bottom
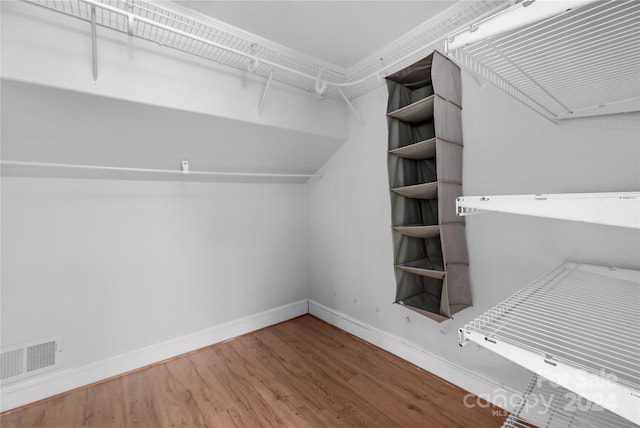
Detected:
left=336, top=87, right=365, bottom=125
left=90, top=4, right=98, bottom=85
left=257, top=69, right=274, bottom=114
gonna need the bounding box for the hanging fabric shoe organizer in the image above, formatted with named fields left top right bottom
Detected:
left=385, top=50, right=471, bottom=322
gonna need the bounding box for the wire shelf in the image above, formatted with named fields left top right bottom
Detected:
left=455, top=192, right=640, bottom=230
left=25, top=0, right=345, bottom=94
left=22, top=0, right=506, bottom=99
left=503, top=374, right=638, bottom=428
left=460, top=262, right=640, bottom=425
left=448, top=0, right=640, bottom=121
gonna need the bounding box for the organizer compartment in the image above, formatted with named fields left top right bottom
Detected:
left=386, top=51, right=471, bottom=322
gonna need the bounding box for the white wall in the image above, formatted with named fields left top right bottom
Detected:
left=0, top=0, right=328, bottom=410
left=306, top=74, right=640, bottom=397
left=0, top=79, right=344, bottom=177
left=2, top=0, right=639, bottom=413
left=2, top=177, right=309, bottom=359
left=0, top=177, right=309, bottom=408
left=460, top=72, right=640, bottom=310
left=0, top=1, right=347, bottom=142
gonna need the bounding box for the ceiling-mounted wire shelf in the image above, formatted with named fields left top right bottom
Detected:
left=22, top=0, right=507, bottom=100
left=24, top=0, right=343, bottom=94
left=446, top=0, right=640, bottom=122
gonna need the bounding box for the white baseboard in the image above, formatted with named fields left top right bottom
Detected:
left=1, top=299, right=308, bottom=412
left=3, top=299, right=514, bottom=414
left=308, top=300, right=518, bottom=410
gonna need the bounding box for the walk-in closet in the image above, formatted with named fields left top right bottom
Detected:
left=1, top=1, right=638, bottom=427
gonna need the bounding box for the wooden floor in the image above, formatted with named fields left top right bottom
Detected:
left=1, top=315, right=507, bottom=428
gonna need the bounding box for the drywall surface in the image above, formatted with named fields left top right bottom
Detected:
left=0, top=0, right=332, bottom=408
left=0, top=79, right=343, bottom=178
left=306, top=76, right=640, bottom=396
left=0, top=1, right=347, bottom=142
left=1, top=177, right=308, bottom=394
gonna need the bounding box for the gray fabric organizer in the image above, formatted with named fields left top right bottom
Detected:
left=385, top=51, right=471, bottom=322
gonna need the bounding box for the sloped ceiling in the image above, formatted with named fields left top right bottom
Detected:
left=1, top=80, right=344, bottom=179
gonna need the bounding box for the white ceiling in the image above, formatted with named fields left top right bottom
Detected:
left=176, top=1, right=456, bottom=70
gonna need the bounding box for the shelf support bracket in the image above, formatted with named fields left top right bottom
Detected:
left=257, top=69, right=274, bottom=114
left=90, top=5, right=98, bottom=85
left=336, top=88, right=365, bottom=125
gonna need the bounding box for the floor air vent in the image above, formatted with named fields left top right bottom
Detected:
left=1, top=337, right=60, bottom=383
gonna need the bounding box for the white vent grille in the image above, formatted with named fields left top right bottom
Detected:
left=26, top=341, right=57, bottom=372
left=1, top=349, right=24, bottom=380
left=1, top=337, right=60, bottom=383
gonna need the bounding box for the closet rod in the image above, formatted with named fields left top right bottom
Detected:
left=1, top=160, right=321, bottom=180
left=76, top=0, right=453, bottom=94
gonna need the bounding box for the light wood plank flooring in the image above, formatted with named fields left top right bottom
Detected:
left=1, top=315, right=507, bottom=427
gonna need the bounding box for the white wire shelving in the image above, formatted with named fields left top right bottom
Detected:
left=502, top=374, right=639, bottom=428
left=20, top=0, right=507, bottom=100
left=446, top=0, right=640, bottom=122
left=456, top=192, right=640, bottom=229
left=16, top=0, right=639, bottom=120
left=459, top=262, right=640, bottom=425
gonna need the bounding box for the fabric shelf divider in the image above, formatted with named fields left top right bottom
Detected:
left=387, top=95, right=435, bottom=123
left=393, top=225, right=440, bottom=239
left=391, top=181, right=439, bottom=199
left=388, top=137, right=437, bottom=160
